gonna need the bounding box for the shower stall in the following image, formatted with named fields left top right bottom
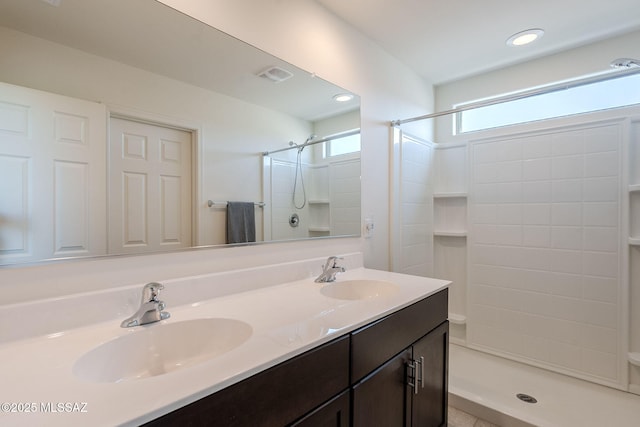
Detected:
left=391, top=66, right=640, bottom=425
left=262, top=131, right=361, bottom=241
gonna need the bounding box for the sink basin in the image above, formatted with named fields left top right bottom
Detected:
left=320, top=279, right=399, bottom=300
left=73, top=318, right=252, bottom=383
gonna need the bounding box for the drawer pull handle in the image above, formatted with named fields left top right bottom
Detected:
left=407, top=357, right=424, bottom=395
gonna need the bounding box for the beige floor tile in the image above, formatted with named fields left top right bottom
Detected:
left=474, top=419, right=500, bottom=427
left=448, top=406, right=478, bottom=427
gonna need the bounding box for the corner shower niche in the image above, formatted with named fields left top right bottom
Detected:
left=307, top=165, right=331, bottom=236
left=433, top=143, right=468, bottom=343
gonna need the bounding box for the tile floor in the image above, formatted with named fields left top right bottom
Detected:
left=448, top=406, right=500, bottom=427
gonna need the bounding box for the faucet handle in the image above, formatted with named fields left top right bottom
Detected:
left=324, top=256, right=343, bottom=269
left=141, top=282, right=164, bottom=303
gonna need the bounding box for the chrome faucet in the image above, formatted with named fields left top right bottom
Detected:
left=121, top=282, right=170, bottom=328
left=315, top=256, right=345, bottom=283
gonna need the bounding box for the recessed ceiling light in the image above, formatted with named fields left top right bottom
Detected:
left=333, top=93, right=353, bottom=103
left=506, top=29, right=544, bottom=47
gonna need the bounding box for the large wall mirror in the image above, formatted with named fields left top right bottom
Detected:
left=0, top=0, right=361, bottom=267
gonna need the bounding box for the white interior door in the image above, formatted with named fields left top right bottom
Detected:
left=0, top=82, right=106, bottom=265
left=108, top=117, right=192, bottom=254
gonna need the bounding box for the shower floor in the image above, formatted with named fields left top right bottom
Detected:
left=448, top=343, right=640, bottom=427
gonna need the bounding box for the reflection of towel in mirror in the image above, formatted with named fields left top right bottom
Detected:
left=226, top=201, right=256, bottom=244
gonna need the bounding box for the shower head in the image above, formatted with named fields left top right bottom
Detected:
left=610, top=58, right=640, bottom=69
left=291, top=135, right=317, bottom=153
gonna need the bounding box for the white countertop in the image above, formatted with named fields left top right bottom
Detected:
left=0, top=267, right=449, bottom=426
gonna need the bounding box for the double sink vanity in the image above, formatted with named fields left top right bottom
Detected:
left=0, top=254, right=449, bottom=426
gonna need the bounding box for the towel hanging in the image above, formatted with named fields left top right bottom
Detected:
left=226, top=201, right=256, bottom=244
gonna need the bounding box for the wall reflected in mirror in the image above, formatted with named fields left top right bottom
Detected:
left=0, top=0, right=361, bottom=266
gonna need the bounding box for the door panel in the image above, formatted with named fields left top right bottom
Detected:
left=108, top=117, right=192, bottom=254
left=0, top=82, right=106, bottom=265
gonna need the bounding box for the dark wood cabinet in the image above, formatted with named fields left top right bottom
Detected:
left=351, top=290, right=449, bottom=427
left=290, top=390, right=350, bottom=427
left=350, top=289, right=448, bottom=384
left=145, top=335, right=350, bottom=427
left=411, top=322, right=448, bottom=427
left=145, top=289, right=448, bottom=427
left=352, top=349, right=412, bottom=427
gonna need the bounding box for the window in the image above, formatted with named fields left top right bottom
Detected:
left=324, top=130, right=361, bottom=157
left=456, top=72, right=640, bottom=134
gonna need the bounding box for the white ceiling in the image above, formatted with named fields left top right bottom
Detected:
left=0, top=0, right=359, bottom=122
left=315, top=0, right=640, bottom=85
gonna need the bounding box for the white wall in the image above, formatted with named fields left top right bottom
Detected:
left=0, top=0, right=433, bottom=303
left=157, top=0, right=435, bottom=270
left=314, top=110, right=361, bottom=137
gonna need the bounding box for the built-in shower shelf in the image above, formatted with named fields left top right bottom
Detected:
left=433, top=192, right=467, bottom=199
left=629, top=353, right=640, bottom=367
left=308, top=199, right=330, bottom=204
left=448, top=313, right=467, bottom=325
left=629, top=184, right=640, bottom=193
left=630, top=238, right=640, bottom=246
left=434, top=230, right=467, bottom=237
left=308, top=226, right=330, bottom=232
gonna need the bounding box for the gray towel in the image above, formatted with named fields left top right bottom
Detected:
left=226, top=201, right=256, bottom=244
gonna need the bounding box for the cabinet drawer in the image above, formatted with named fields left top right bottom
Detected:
left=350, top=289, right=448, bottom=383
left=146, top=335, right=350, bottom=427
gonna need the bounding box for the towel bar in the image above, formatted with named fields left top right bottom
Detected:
left=207, top=200, right=265, bottom=208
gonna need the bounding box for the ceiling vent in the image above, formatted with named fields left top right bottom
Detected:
left=258, top=66, right=293, bottom=83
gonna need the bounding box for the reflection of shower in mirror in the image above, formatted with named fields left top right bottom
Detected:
left=288, top=134, right=316, bottom=152
left=292, top=134, right=316, bottom=209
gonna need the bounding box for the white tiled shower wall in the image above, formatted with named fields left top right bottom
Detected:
left=391, top=131, right=435, bottom=277
left=430, top=108, right=640, bottom=394
left=266, top=156, right=361, bottom=241
left=629, top=119, right=640, bottom=392
left=468, top=121, right=624, bottom=388
left=267, top=158, right=311, bottom=241
left=329, top=158, right=361, bottom=236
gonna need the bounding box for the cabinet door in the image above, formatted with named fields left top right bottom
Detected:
left=352, top=348, right=412, bottom=427
left=290, top=390, right=349, bottom=427
left=411, top=322, right=449, bottom=427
